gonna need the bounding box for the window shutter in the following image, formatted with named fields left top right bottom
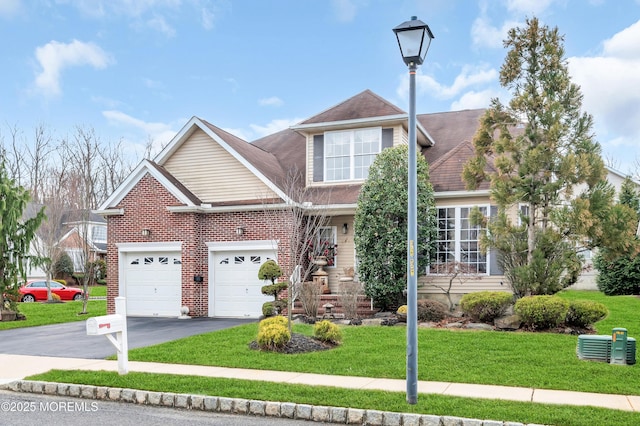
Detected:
left=313, top=135, right=324, bottom=182
left=488, top=206, right=504, bottom=276
left=382, top=128, right=393, bottom=149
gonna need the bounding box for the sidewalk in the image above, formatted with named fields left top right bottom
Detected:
left=1, top=353, right=639, bottom=412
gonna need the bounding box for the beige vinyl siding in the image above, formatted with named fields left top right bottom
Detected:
left=164, top=129, right=277, bottom=202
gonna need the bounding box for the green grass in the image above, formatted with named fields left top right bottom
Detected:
left=28, top=369, right=640, bottom=426
left=23, top=290, right=640, bottom=426
left=118, top=290, right=640, bottom=395
left=88, top=286, right=107, bottom=297
left=0, top=300, right=106, bottom=330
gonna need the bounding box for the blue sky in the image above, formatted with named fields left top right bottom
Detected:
left=1, top=0, right=639, bottom=175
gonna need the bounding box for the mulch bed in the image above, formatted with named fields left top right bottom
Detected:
left=249, top=333, right=337, bottom=354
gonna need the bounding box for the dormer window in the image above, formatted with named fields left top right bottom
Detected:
left=313, top=127, right=393, bottom=183
left=325, top=127, right=382, bottom=181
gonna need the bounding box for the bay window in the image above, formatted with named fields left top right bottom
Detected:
left=432, top=206, right=489, bottom=274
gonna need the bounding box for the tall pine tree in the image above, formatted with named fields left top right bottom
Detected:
left=0, top=161, right=45, bottom=311
left=462, top=18, right=634, bottom=297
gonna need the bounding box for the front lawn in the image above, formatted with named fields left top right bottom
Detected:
left=26, top=290, right=640, bottom=426
left=0, top=300, right=106, bottom=330
left=115, top=290, right=640, bottom=395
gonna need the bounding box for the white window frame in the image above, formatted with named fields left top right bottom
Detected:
left=324, top=127, right=382, bottom=182
left=430, top=205, right=490, bottom=275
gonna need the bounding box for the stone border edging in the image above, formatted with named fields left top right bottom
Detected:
left=3, top=380, right=546, bottom=426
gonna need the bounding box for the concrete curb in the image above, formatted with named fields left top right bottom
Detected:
left=3, top=380, right=546, bottom=426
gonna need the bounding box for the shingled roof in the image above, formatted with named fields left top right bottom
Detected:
left=299, top=89, right=405, bottom=125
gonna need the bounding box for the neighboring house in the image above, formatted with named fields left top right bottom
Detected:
left=95, top=90, right=626, bottom=318
left=24, top=204, right=107, bottom=281
left=58, top=210, right=108, bottom=272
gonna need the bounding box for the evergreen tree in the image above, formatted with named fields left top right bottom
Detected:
left=355, top=145, right=437, bottom=310
left=462, top=18, right=634, bottom=297
left=0, top=161, right=45, bottom=311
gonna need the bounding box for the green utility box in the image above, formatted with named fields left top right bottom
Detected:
left=611, top=328, right=628, bottom=365
left=577, top=328, right=636, bottom=365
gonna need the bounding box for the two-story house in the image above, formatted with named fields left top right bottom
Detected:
left=95, top=90, right=538, bottom=318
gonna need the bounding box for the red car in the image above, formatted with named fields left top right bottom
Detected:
left=19, top=280, right=85, bottom=302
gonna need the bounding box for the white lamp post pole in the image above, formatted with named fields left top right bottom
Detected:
left=393, top=16, right=434, bottom=405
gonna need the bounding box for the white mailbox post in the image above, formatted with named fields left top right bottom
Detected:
left=86, top=296, right=128, bottom=374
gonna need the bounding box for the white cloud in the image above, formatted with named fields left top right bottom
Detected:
left=471, top=15, right=521, bottom=49
left=568, top=21, right=640, bottom=141
left=249, top=118, right=303, bottom=139
left=201, top=7, right=215, bottom=30
left=33, top=39, right=112, bottom=97
left=0, top=0, right=21, bottom=17
left=451, top=89, right=500, bottom=110
left=505, top=0, right=555, bottom=16
left=258, top=96, right=284, bottom=107
left=147, top=14, right=176, bottom=37
left=331, top=0, right=358, bottom=22
left=102, top=110, right=178, bottom=150
left=396, top=65, right=498, bottom=101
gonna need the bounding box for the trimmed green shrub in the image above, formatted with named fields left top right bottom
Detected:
left=565, top=299, right=608, bottom=328
left=261, top=282, right=288, bottom=299
left=256, top=323, right=290, bottom=351
left=514, top=295, right=569, bottom=330
left=262, top=302, right=275, bottom=317
left=594, top=253, right=640, bottom=295
left=460, top=291, right=513, bottom=323
left=314, top=320, right=342, bottom=344
left=417, top=299, right=447, bottom=322
left=258, top=260, right=282, bottom=284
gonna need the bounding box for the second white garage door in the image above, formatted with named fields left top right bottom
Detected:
left=210, top=249, right=275, bottom=318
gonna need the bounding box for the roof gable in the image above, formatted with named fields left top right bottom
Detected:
left=154, top=117, right=290, bottom=204
left=299, top=90, right=405, bottom=125
left=96, top=159, right=201, bottom=211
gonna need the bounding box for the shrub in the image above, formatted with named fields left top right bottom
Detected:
left=514, top=295, right=569, bottom=330
left=258, top=260, right=282, bottom=284
left=314, top=320, right=342, bottom=344
left=262, top=302, right=275, bottom=317
left=256, top=323, right=290, bottom=351
left=565, top=299, right=608, bottom=328
left=299, top=281, right=320, bottom=319
left=338, top=279, right=362, bottom=320
left=594, top=253, right=640, bottom=295
left=51, top=293, right=61, bottom=301
left=259, top=315, right=289, bottom=330
left=54, top=279, right=66, bottom=285
left=417, top=299, right=448, bottom=322
left=396, top=305, right=407, bottom=314
left=460, top=291, right=513, bottom=323
left=261, top=282, right=288, bottom=300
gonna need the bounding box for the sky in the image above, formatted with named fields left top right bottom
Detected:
left=1, top=0, right=639, bottom=175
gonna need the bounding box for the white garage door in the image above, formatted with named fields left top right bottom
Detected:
left=211, top=250, right=275, bottom=318
left=124, top=252, right=182, bottom=317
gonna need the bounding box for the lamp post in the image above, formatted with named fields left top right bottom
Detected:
left=393, top=16, right=434, bottom=405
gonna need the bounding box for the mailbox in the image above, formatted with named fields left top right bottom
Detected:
left=610, top=327, right=628, bottom=365
left=86, top=314, right=125, bottom=336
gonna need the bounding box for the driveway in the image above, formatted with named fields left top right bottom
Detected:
left=0, top=317, right=255, bottom=359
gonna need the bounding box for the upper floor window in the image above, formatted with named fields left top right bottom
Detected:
left=325, top=127, right=381, bottom=181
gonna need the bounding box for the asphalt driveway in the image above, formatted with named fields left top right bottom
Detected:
left=0, top=317, right=256, bottom=359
